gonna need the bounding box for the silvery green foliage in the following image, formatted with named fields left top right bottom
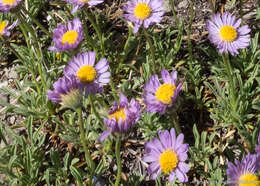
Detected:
left=0, top=1, right=259, bottom=185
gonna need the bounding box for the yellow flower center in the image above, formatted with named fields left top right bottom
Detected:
left=134, top=3, right=151, bottom=20
left=155, top=83, right=176, bottom=104
left=219, top=25, right=237, bottom=42
left=76, top=65, right=96, bottom=83
left=2, top=0, right=16, bottom=5
left=159, top=149, right=178, bottom=174
left=61, top=30, right=78, bottom=45
left=109, top=108, right=126, bottom=123
left=0, top=21, right=7, bottom=35
left=239, top=173, right=260, bottom=186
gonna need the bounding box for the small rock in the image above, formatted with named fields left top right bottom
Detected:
left=178, top=0, right=188, bottom=9
left=0, top=92, right=8, bottom=103
left=8, top=68, right=18, bottom=79
left=10, top=116, right=16, bottom=124
left=0, top=81, right=8, bottom=89
left=163, top=0, right=172, bottom=12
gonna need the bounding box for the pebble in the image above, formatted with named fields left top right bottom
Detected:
left=178, top=0, right=189, bottom=9
left=9, top=116, right=16, bottom=124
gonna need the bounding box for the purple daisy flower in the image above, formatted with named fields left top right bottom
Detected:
left=123, top=0, right=164, bottom=34
left=206, top=12, right=251, bottom=55
left=227, top=153, right=260, bottom=186
left=99, top=93, right=141, bottom=142
left=0, top=20, right=18, bottom=36
left=62, top=0, right=103, bottom=13
left=48, top=18, right=84, bottom=52
left=143, top=69, right=182, bottom=114
left=142, top=128, right=189, bottom=183
left=0, top=0, right=22, bottom=12
left=64, top=51, right=110, bottom=97
left=47, top=75, right=82, bottom=109
left=255, top=132, right=260, bottom=154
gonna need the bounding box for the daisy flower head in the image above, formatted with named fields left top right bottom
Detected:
left=142, top=128, right=189, bottom=183
left=64, top=51, right=110, bottom=97
left=227, top=153, right=260, bottom=186
left=143, top=69, right=182, bottom=114
left=62, top=0, right=103, bottom=13
left=99, top=93, right=141, bottom=142
left=47, top=75, right=82, bottom=109
left=123, top=0, right=164, bottom=34
left=206, top=12, right=251, bottom=55
left=0, top=19, right=18, bottom=36
left=0, top=0, right=22, bottom=12
left=48, top=18, right=84, bottom=52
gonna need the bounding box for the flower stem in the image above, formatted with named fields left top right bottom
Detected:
left=21, top=6, right=51, bottom=37
left=169, top=0, right=179, bottom=25
left=117, top=25, right=133, bottom=73
left=222, top=53, right=237, bottom=112
left=84, top=8, right=105, bottom=56
left=187, top=0, right=194, bottom=69
left=15, top=11, right=47, bottom=91
left=114, top=135, right=122, bottom=186
left=143, top=28, right=156, bottom=74
left=172, top=112, right=182, bottom=134
left=76, top=107, right=95, bottom=185
left=89, top=94, right=104, bottom=126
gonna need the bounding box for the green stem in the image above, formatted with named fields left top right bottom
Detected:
left=17, top=11, right=42, bottom=58
left=21, top=7, right=51, bottom=37
left=117, top=25, right=133, bottom=73
left=114, top=135, right=122, bottom=186
left=9, top=13, right=42, bottom=93
left=81, top=10, right=97, bottom=51
left=143, top=28, right=156, bottom=74
left=109, top=79, right=119, bottom=101
left=222, top=53, right=237, bottom=112
left=84, top=8, right=105, bottom=56
left=89, top=94, right=104, bottom=126
left=187, top=0, right=194, bottom=69
left=238, top=0, right=244, bottom=19
left=76, top=107, right=95, bottom=186
left=16, top=11, right=47, bottom=91
left=14, top=13, right=30, bottom=48
left=169, top=0, right=179, bottom=25
left=172, top=112, right=182, bottom=134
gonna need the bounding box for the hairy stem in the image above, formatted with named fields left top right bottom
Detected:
left=172, top=112, right=182, bottom=134
left=21, top=6, right=51, bottom=37
left=114, top=135, right=122, bottom=186
left=143, top=28, right=156, bottom=74
left=84, top=8, right=105, bottom=56
left=187, top=0, right=194, bottom=70
left=222, top=53, right=237, bottom=113
left=76, top=107, right=95, bottom=185
left=117, top=25, right=133, bottom=73
left=169, top=0, right=179, bottom=25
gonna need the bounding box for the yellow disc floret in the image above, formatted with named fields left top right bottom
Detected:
left=219, top=25, right=237, bottom=42
left=155, top=83, right=176, bottom=104
left=159, top=149, right=178, bottom=174
left=2, top=0, right=16, bottom=5
left=109, top=108, right=126, bottom=123
left=0, top=21, right=7, bottom=35
left=134, top=3, right=151, bottom=20
left=61, top=30, right=78, bottom=45
left=238, top=173, right=260, bottom=186
left=76, top=65, right=96, bottom=83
